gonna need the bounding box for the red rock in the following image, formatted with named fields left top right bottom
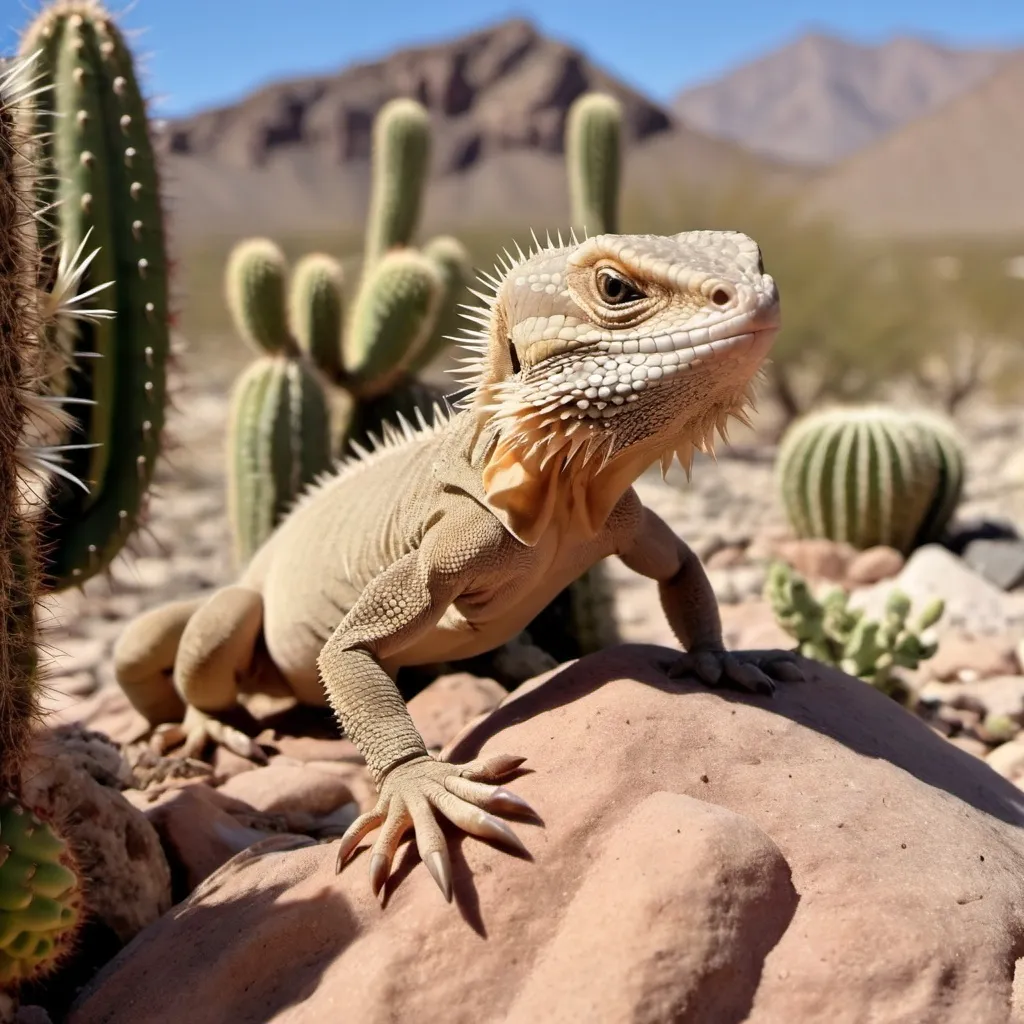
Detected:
left=845, top=545, right=904, bottom=586
left=70, top=650, right=1024, bottom=1024
left=134, top=782, right=293, bottom=895
left=218, top=763, right=355, bottom=822
left=773, top=538, right=858, bottom=582
left=918, top=632, right=1021, bottom=683
left=406, top=672, right=509, bottom=752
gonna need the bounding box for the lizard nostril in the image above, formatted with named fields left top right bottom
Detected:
left=710, top=287, right=733, bottom=308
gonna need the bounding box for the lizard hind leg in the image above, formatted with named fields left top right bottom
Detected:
left=156, top=585, right=269, bottom=763
left=113, top=597, right=206, bottom=724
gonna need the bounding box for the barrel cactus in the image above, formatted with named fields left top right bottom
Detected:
left=776, top=405, right=966, bottom=554
left=0, top=797, right=82, bottom=987
left=224, top=239, right=332, bottom=565
left=566, top=91, right=622, bottom=236
left=18, top=0, right=172, bottom=590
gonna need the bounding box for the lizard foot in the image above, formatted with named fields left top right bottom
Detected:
left=334, top=752, right=535, bottom=903
left=151, top=705, right=269, bottom=765
left=664, top=647, right=804, bottom=697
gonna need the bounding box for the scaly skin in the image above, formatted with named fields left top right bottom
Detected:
left=112, top=230, right=804, bottom=903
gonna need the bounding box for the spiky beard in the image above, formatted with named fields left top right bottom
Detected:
left=446, top=230, right=766, bottom=490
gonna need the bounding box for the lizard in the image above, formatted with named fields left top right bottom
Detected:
left=112, top=228, right=803, bottom=903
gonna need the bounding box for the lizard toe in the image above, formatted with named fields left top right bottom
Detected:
left=335, top=806, right=387, bottom=872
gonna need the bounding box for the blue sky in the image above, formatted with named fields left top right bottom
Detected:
left=4, top=0, right=1024, bottom=117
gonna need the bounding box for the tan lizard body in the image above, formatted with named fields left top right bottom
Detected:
left=113, top=229, right=801, bottom=901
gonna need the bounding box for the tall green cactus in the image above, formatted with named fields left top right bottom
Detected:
left=344, top=249, right=442, bottom=397
left=224, top=240, right=332, bottom=565
left=776, top=405, right=966, bottom=554
left=565, top=92, right=622, bottom=236
left=224, top=97, right=472, bottom=562
left=18, top=0, right=171, bottom=590
left=0, top=52, right=45, bottom=792
left=289, top=253, right=344, bottom=382
left=0, top=49, right=100, bottom=988
left=363, top=98, right=431, bottom=268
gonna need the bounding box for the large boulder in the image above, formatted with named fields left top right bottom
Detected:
left=68, top=646, right=1024, bottom=1024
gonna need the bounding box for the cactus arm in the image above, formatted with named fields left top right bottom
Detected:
left=362, top=98, right=430, bottom=268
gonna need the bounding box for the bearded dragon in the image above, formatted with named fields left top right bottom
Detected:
left=113, top=229, right=802, bottom=903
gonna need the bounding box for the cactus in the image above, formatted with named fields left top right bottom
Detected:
left=0, top=52, right=93, bottom=990
left=18, top=0, right=172, bottom=590
left=344, top=249, right=442, bottom=398
left=224, top=241, right=332, bottom=565
left=363, top=98, right=431, bottom=268
left=223, top=97, right=469, bottom=561
left=289, top=253, right=344, bottom=382
left=407, top=234, right=472, bottom=377
left=0, top=796, right=82, bottom=987
left=765, top=560, right=943, bottom=700
left=566, top=92, right=622, bottom=235
left=776, top=405, right=966, bottom=555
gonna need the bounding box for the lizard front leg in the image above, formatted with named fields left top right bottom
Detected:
left=618, top=505, right=803, bottom=693
left=320, top=526, right=535, bottom=903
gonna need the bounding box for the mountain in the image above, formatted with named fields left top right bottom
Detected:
left=154, top=18, right=800, bottom=242
left=800, top=52, right=1024, bottom=238
left=673, top=33, right=1015, bottom=166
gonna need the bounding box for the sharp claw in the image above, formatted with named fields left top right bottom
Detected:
left=473, top=811, right=528, bottom=855
left=488, top=787, right=537, bottom=818
left=426, top=850, right=452, bottom=902
left=772, top=661, right=805, bottom=682
left=369, top=853, right=389, bottom=900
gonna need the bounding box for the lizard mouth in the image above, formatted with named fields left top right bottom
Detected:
left=565, top=321, right=779, bottom=422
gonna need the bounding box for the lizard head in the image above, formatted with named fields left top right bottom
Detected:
left=453, top=230, right=780, bottom=543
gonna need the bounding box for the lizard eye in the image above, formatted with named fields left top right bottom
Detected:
left=596, top=267, right=644, bottom=305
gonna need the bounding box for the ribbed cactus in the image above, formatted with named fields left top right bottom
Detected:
left=776, top=406, right=966, bottom=555
left=18, top=0, right=171, bottom=590
left=407, top=235, right=472, bottom=377
left=344, top=250, right=442, bottom=398
left=765, top=560, right=943, bottom=699
left=0, top=54, right=45, bottom=792
left=565, top=92, right=622, bottom=235
left=224, top=241, right=332, bottom=565
left=363, top=98, right=431, bottom=268
left=0, top=796, right=82, bottom=986
left=289, top=253, right=344, bottom=382
left=223, top=98, right=470, bottom=562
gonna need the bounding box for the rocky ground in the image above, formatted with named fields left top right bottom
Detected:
left=38, top=369, right=1024, bottom=744
left=15, top=367, right=1024, bottom=1022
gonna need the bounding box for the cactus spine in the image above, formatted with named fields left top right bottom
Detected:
left=0, top=54, right=44, bottom=792
left=776, top=406, right=966, bottom=554
left=18, top=0, right=172, bottom=590
left=566, top=92, right=622, bottom=236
